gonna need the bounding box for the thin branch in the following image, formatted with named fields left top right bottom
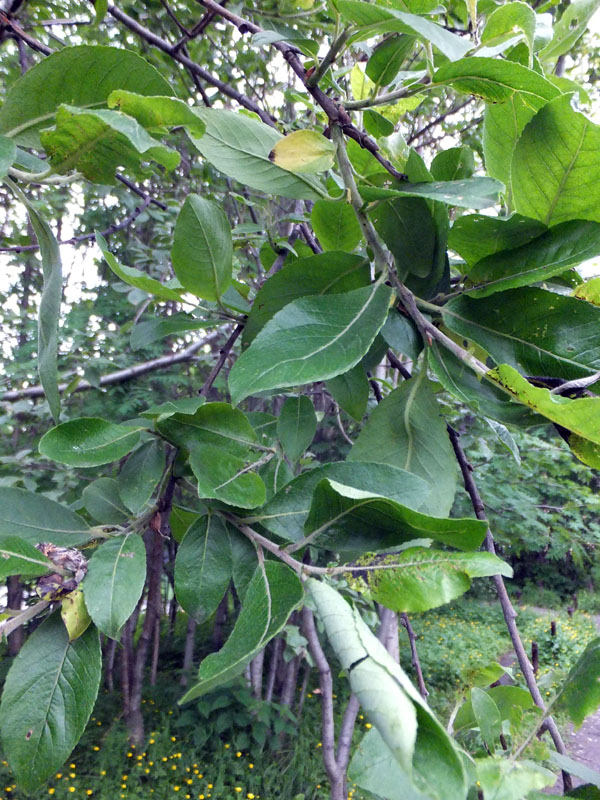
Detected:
left=1, top=332, right=221, bottom=402
left=400, top=613, right=429, bottom=698
left=0, top=194, right=152, bottom=253
left=115, top=174, right=168, bottom=211
left=0, top=10, right=53, bottom=54
left=198, top=323, right=243, bottom=396
left=0, top=600, right=50, bottom=639
left=447, top=424, right=573, bottom=792
left=107, top=5, right=276, bottom=127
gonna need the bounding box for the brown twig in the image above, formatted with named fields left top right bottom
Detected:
left=400, top=613, right=429, bottom=699
left=447, top=424, right=573, bottom=792
left=199, top=323, right=244, bottom=396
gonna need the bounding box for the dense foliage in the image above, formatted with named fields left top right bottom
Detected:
left=1, top=0, right=600, bottom=798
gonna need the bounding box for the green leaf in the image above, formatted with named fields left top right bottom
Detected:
left=270, top=130, right=336, bottom=174
left=310, top=199, right=362, bottom=252
left=0, top=45, right=173, bottom=147
left=549, top=752, right=600, bottom=789
left=443, top=288, right=600, bottom=380
left=170, top=506, right=202, bottom=544
left=171, top=195, right=233, bottom=302
left=360, top=177, right=503, bottom=209
left=156, top=402, right=259, bottom=458
left=371, top=196, right=439, bottom=280
left=430, top=147, right=474, bottom=182
left=0, top=135, right=16, bottom=177
left=0, top=615, right=101, bottom=792
left=481, top=2, right=536, bottom=53
left=466, top=220, right=600, bottom=297
left=82, top=478, right=130, bottom=524
left=141, top=398, right=206, bottom=420
left=189, top=444, right=266, bottom=509
left=325, top=364, right=369, bottom=422
left=454, top=685, right=535, bottom=731
left=258, top=462, right=432, bottom=544
left=242, top=252, right=369, bottom=346
left=277, top=396, right=317, bottom=463
left=361, top=547, right=512, bottom=612
left=448, top=213, right=546, bottom=266
left=174, top=515, right=233, bottom=623
left=349, top=371, right=457, bottom=517
left=556, top=637, right=600, bottom=726
left=540, top=0, right=600, bottom=62
left=512, top=95, right=600, bottom=226
left=229, top=528, right=258, bottom=603
left=348, top=729, right=429, bottom=800
left=382, top=311, right=423, bottom=362
left=188, top=108, right=324, bottom=200
left=0, top=488, right=92, bottom=547
left=433, top=57, right=559, bottom=104
left=471, top=687, right=502, bottom=748
left=97, top=233, right=184, bottom=301
left=304, top=479, right=487, bottom=554
left=39, top=417, right=142, bottom=468
left=130, top=314, right=216, bottom=351
left=428, top=345, right=542, bottom=427
left=83, top=534, right=147, bottom=640
left=41, top=105, right=179, bottom=184
left=483, top=94, right=538, bottom=190
left=119, top=440, right=167, bottom=514
left=180, top=562, right=303, bottom=702
left=338, top=0, right=472, bottom=61
left=476, top=758, right=555, bottom=800
left=0, top=536, right=53, bottom=580
left=107, top=90, right=206, bottom=136
left=308, top=579, right=468, bottom=796
left=366, top=34, right=415, bottom=86
left=574, top=277, right=600, bottom=306
left=229, top=283, right=392, bottom=406
left=487, top=364, right=600, bottom=444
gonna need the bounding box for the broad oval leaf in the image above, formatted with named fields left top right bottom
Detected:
left=130, top=314, right=217, bottom=351
left=512, top=94, right=600, bottom=226
left=39, top=417, right=142, bottom=468
left=466, top=220, right=600, bottom=297
left=189, top=108, right=325, bottom=200
left=171, top=195, right=233, bottom=302
left=270, top=130, right=336, bottom=174
left=156, top=402, right=259, bottom=458
left=325, top=364, right=369, bottom=422
left=258, top=461, right=432, bottom=543
left=311, top=199, right=362, bottom=252
left=61, top=589, right=92, bottom=642
left=97, top=233, right=184, bottom=302
left=242, top=252, right=370, bottom=346
left=277, top=395, right=317, bottom=463
left=443, top=288, right=600, bottom=380
left=83, top=534, right=147, bottom=640
left=304, top=479, right=487, bottom=555
left=0, top=614, right=101, bottom=793
left=448, top=213, right=546, bottom=266
left=433, top=57, right=559, bottom=105
left=107, top=90, right=206, bottom=137
left=180, top=561, right=303, bottom=702
left=189, top=444, right=266, bottom=509
left=174, top=515, right=233, bottom=623
left=0, top=536, right=53, bottom=580
left=0, top=488, right=92, bottom=546
left=360, top=547, right=512, bottom=613
left=540, top=0, right=600, bottom=62
left=40, top=105, right=179, bottom=184
left=229, top=283, right=392, bottom=406
left=471, top=687, right=503, bottom=749
left=0, top=45, right=173, bottom=147
left=360, top=177, right=503, bottom=209
left=82, top=478, right=130, bottom=525
left=119, top=439, right=167, bottom=514
left=349, top=371, right=457, bottom=517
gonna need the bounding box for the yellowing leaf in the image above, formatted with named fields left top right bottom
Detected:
left=270, top=130, right=336, bottom=174
left=61, top=590, right=91, bottom=641
left=350, top=64, right=375, bottom=101
left=574, top=276, right=600, bottom=306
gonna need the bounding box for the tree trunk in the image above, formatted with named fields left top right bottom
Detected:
left=6, top=576, right=24, bottom=656
left=180, top=617, right=197, bottom=687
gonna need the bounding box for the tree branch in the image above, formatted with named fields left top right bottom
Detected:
left=1, top=331, right=221, bottom=402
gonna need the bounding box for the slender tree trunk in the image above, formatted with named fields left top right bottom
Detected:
left=150, top=615, right=160, bottom=686
left=105, top=638, right=117, bottom=691
left=265, top=637, right=283, bottom=702
left=212, top=592, right=228, bottom=650
left=180, top=617, right=197, bottom=687
left=250, top=649, right=265, bottom=699
left=279, top=655, right=299, bottom=707
left=127, top=529, right=163, bottom=745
